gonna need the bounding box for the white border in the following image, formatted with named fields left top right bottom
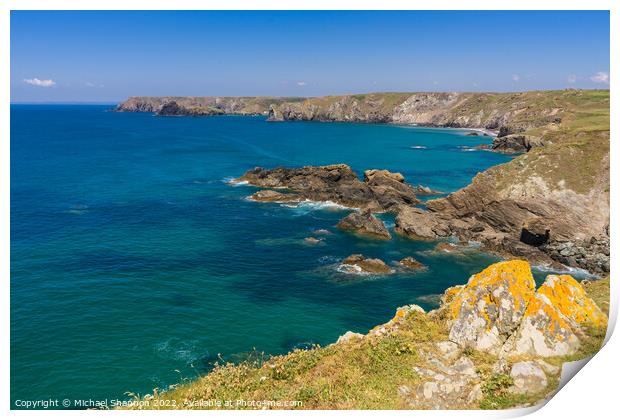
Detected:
left=1, top=2, right=616, bottom=419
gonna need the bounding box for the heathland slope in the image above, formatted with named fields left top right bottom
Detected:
left=122, top=261, right=609, bottom=410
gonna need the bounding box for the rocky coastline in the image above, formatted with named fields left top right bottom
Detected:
left=117, top=90, right=609, bottom=274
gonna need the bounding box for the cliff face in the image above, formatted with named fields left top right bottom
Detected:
left=116, top=96, right=306, bottom=116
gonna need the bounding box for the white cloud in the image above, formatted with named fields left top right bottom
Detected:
left=590, top=71, right=609, bottom=84
left=511, top=74, right=520, bottom=82
left=296, top=81, right=307, bottom=86
left=85, top=82, right=104, bottom=88
left=567, top=74, right=577, bottom=84
left=23, top=78, right=56, bottom=87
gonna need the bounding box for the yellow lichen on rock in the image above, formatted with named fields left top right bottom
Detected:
left=536, top=275, right=607, bottom=328
left=448, top=260, right=536, bottom=353
left=449, top=260, right=536, bottom=321
left=507, top=274, right=608, bottom=357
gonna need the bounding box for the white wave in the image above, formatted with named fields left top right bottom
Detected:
left=410, top=145, right=428, bottom=149
left=284, top=199, right=354, bottom=214
left=222, top=176, right=249, bottom=186
left=336, top=263, right=369, bottom=275
left=532, top=264, right=595, bottom=279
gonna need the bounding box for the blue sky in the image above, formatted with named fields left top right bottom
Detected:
left=10, top=10, right=610, bottom=103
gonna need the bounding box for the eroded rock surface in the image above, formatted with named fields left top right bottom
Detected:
left=337, top=210, right=391, bottom=239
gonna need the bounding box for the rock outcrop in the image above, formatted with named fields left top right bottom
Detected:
left=491, top=134, right=547, bottom=153
left=339, top=254, right=393, bottom=274
left=399, top=256, right=426, bottom=270
left=446, top=260, right=607, bottom=358
left=336, top=210, right=391, bottom=239
left=236, top=165, right=419, bottom=212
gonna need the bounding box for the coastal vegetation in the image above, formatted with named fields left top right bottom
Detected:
left=123, top=261, right=608, bottom=410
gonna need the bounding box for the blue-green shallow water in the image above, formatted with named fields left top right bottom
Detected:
left=11, top=105, right=564, bottom=406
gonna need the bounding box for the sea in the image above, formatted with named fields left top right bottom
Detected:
left=10, top=105, right=581, bottom=407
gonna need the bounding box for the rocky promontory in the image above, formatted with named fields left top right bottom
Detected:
left=236, top=165, right=419, bottom=212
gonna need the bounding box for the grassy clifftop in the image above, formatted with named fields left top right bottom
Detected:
left=122, top=263, right=609, bottom=410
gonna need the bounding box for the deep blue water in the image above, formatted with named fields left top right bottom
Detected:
left=10, top=105, right=519, bottom=406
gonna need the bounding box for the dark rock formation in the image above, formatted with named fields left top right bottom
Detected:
left=236, top=165, right=419, bottom=212
left=491, top=134, right=546, bottom=153
left=336, top=210, right=391, bottom=239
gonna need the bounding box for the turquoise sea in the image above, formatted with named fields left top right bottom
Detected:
left=11, top=105, right=546, bottom=406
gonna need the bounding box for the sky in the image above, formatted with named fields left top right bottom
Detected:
left=10, top=10, right=610, bottom=103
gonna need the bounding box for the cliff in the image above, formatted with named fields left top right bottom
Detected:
left=115, top=96, right=305, bottom=116
left=122, top=261, right=609, bottom=410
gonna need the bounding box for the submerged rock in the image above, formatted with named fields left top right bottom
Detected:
left=303, top=237, right=323, bottom=245
left=340, top=254, right=393, bottom=274
left=336, top=210, right=391, bottom=239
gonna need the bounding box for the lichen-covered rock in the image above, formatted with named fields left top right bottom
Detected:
left=448, top=260, right=536, bottom=353
left=406, top=354, right=482, bottom=409
left=336, top=210, right=391, bottom=239
left=509, top=361, right=548, bottom=394
left=506, top=274, right=607, bottom=357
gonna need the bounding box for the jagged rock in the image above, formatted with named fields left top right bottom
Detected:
left=340, top=254, right=393, bottom=274
left=492, top=134, right=546, bottom=153
left=399, top=256, right=426, bottom=270
left=237, top=165, right=419, bottom=212
left=336, top=210, right=391, bottom=239
left=336, top=331, right=364, bottom=344
left=313, top=229, right=332, bottom=235
left=448, top=260, right=536, bottom=353
left=506, top=274, right=607, bottom=357
left=509, top=361, right=548, bottom=394
left=303, top=237, right=322, bottom=245
left=394, top=207, right=450, bottom=240
left=363, top=169, right=420, bottom=211
left=248, top=189, right=301, bottom=203
left=542, top=237, right=610, bottom=274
